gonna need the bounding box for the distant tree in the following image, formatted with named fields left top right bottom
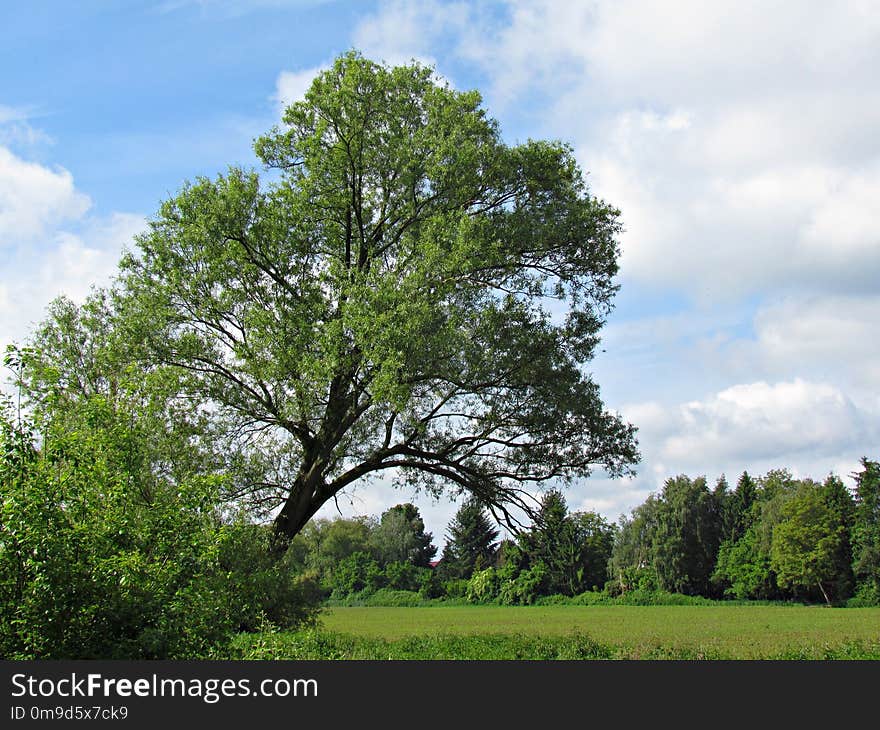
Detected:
left=732, top=471, right=758, bottom=539
left=522, top=490, right=615, bottom=595
left=713, top=474, right=737, bottom=542
left=328, top=551, right=384, bottom=597
left=852, top=458, right=880, bottom=602
left=568, top=510, right=617, bottom=591
left=298, top=516, right=376, bottom=577
left=440, top=497, right=499, bottom=580
left=369, top=503, right=437, bottom=567
left=821, top=475, right=855, bottom=600
left=771, top=484, right=847, bottom=605
left=651, top=476, right=721, bottom=596
left=713, top=528, right=776, bottom=600
left=525, top=490, right=570, bottom=594
left=608, top=495, right=661, bottom=592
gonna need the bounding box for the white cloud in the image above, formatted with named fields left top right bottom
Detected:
left=0, top=141, right=145, bottom=362
left=620, top=379, right=877, bottom=499
left=704, top=294, right=880, bottom=401
left=344, top=0, right=880, bottom=523
left=0, top=147, right=91, bottom=243
left=354, top=1, right=880, bottom=299
left=38, top=213, right=146, bottom=302
left=274, top=66, right=327, bottom=113
left=352, top=0, right=481, bottom=73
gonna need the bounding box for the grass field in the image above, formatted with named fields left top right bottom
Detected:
left=230, top=605, right=880, bottom=660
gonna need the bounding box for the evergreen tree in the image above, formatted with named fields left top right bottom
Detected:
left=821, top=474, right=855, bottom=601
left=439, top=497, right=499, bottom=579
left=733, top=471, right=758, bottom=539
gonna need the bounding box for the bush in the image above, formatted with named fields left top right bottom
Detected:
left=0, top=404, right=229, bottom=658
left=364, top=589, right=425, bottom=607
left=466, top=567, right=499, bottom=603
left=384, top=561, right=430, bottom=592
left=847, top=581, right=880, bottom=607
left=329, top=551, right=385, bottom=598
left=498, top=563, right=547, bottom=605
left=0, top=402, right=320, bottom=659
left=442, top=578, right=470, bottom=599
left=214, top=522, right=322, bottom=632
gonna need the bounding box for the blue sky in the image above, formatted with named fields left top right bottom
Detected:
left=2, top=1, right=878, bottom=542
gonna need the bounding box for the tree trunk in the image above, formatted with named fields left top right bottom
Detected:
left=817, top=580, right=831, bottom=607
left=269, top=473, right=323, bottom=558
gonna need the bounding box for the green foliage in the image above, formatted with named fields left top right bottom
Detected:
left=368, top=503, right=436, bottom=568
left=771, top=484, right=849, bottom=605
left=442, top=578, right=470, bottom=599
left=213, top=522, right=323, bottom=631
left=228, top=615, right=880, bottom=660
left=498, top=562, right=548, bottom=605
left=0, top=398, right=226, bottom=658
left=713, top=530, right=777, bottom=600
left=228, top=629, right=616, bottom=661
left=296, top=515, right=376, bottom=577
left=383, top=561, right=431, bottom=592
left=852, top=458, right=880, bottom=602
left=466, top=567, right=499, bottom=603
left=329, top=551, right=385, bottom=598
left=116, top=51, right=637, bottom=546
left=438, top=497, right=499, bottom=580
left=608, top=496, right=660, bottom=591
left=516, top=490, right=616, bottom=597
left=651, top=475, right=722, bottom=596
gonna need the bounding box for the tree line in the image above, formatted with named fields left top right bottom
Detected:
left=281, top=461, right=880, bottom=608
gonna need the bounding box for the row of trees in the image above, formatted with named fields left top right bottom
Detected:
left=609, top=466, right=880, bottom=606
left=285, top=492, right=616, bottom=603
left=298, top=463, right=879, bottom=608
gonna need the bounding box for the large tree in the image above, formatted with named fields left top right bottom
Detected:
left=118, top=52, right=638, bottom=552
left=651, top=475, right=721, bottom=596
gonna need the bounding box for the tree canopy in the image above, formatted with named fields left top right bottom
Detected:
left=114, top=52, right=638, bottom=550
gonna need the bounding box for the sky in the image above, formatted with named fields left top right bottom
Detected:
left=2, top=0, right=878, bottom=544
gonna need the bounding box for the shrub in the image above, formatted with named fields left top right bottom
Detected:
left=466, top=567, right=499, bottom=603
left=847, top=581, right=880, bottom=607
left=0, top=401, right=320, bottom=659
left=0, top=404, right=228, bottom=658
left=498, top=563, right=548, bottom=605
left=214, top=522, right=323, bottom=632
left=329, top=551, right=385, bottom=598
left=442, top=578, right=470, bottom=599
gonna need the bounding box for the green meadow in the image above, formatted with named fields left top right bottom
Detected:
left=230, top=605, right=880, bottom=660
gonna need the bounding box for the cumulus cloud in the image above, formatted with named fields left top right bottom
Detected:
left=351, top=0, right=472, bottom=69
left=700, top=294, right=880, bottom=402
left=274, top=66, right=327, bottom=112
left=0, top=140, right=145, bottom=361
left=345, top=0, right=880, bottom=523
left=620, top=379, right=876, bottom=497
left=354, top=1, right=880, bottom=299
left=0, top=146, right=91, bottom=242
